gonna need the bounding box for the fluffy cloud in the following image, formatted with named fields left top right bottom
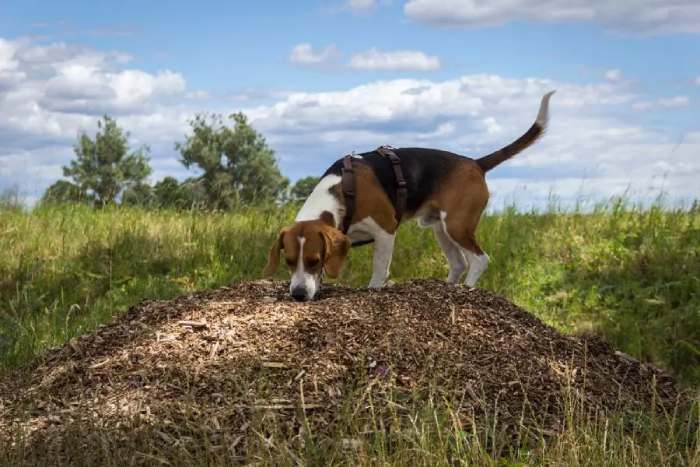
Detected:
left=289, top=43, right=340, bottom=65
left=0, top=37, right=197, bottom=198
left=1, top=36, right=698, bottom=208
left=290, top=43, right=441, bottom=71
left=245, top=74, right=698, bottom=206
left=404, top=0, right=700, bottom=34
left=349, top=48, right=441, bottom=71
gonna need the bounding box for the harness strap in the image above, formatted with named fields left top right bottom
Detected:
left=340, top=154, right=355, bottom=234
left=376, top=145, right=407, bottom=225
left=339, top=146, right=407, bottom=234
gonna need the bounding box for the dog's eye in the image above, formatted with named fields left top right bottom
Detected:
left=286, top=258, right=296, bottom=267
left=306, top=258, right=320, bottom=268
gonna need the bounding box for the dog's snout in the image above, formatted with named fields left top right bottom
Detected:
left=291, top=287, right=309, bottom=302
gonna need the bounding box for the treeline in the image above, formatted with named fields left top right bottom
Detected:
left=41, top=113, right=320, bottom=209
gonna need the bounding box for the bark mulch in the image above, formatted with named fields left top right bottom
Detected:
left=0, top=279, right=678, bottom=448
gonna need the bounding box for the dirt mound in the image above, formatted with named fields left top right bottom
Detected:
left=0, top=280, right=678, bottom=449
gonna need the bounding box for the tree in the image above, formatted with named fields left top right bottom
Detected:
left=176, top=112, right=288, bottom=209
left=152, top=176, right=207, bottom=209
left=290, top=176, right=320, bottom=202
left=63, top=116, right=152, bottom=206
left=41, top=180, right=92, bottom=205
left=121, top=183, right=155, bottom=207
left=152, top=176, right=182, bottom=207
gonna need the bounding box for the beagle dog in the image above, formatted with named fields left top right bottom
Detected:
left=264, top=92, right=554, bottom=301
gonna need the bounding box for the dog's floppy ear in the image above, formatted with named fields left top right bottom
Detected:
left=263, top=230, right=286, bottom=276
left=320, top=226, right=351, bottom=279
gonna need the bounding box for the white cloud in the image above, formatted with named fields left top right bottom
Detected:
left=346, top=0, right=377, bottom=11
left=244, top=74, right=698, bottom=206
left=1, top=36, right=698, bottom=208
left=657, top=96, right=690, bottom=108
left=404, top=0, right=700, bottom=34
left=289, top=43, right=339, bottom=65
left=632, top=101, right=653, bottom=110
left=0, top=38, right=20, bottom=72
left=109, top=69, right=185, bottom=105
left=349, top=48, right=441, bottom=71
left=633, top=96, right=690, bottom=110
left=695, top=76, right=700, bottom=85
left=0, top=36, right=196, bottom=201
left=604, top=69, right=622, bottom=82
left=186, top=90, right=210, bottom=100
left=344, top=0, right=393, bottom=12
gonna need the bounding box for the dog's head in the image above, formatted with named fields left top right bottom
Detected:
left=263, top=219, right=350, bottom=301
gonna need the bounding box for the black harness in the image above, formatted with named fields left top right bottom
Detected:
left=339, top=146, right=407, bottom=234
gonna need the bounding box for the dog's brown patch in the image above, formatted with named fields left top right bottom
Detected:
left=263, top=220, right=350, bottom=279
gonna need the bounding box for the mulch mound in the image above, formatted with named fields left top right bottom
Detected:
left=0, top=279, right=678, bottom=448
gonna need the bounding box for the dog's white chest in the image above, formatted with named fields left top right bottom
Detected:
left=296, top=174, right=342, bottom=227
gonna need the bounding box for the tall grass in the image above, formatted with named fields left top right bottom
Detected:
left=1, top=200, right=699, bottom=385
left=1, top=200, right=699, bottom=465
left=2, top=384, right=698, bottom=466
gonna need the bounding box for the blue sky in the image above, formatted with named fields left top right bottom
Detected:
left=1, top=0, right=699, bottom=207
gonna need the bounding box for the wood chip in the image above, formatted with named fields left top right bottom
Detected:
left=177, top=320, right=208, bottom=330
left=0, top=279, right=679, bottom=449
left=262, top=362, right=288, bottom=369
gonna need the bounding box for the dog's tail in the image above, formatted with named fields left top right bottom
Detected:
left=475, top=91, right=555, bottom=173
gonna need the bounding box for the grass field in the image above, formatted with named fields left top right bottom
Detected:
left=1, top=201, right=699, bottom=464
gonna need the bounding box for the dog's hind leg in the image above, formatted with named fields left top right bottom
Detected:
left=442, top=217, right=489, bottom=287
left=433, top=224, right=467, bottom=283
left=440, top=199, right=489, bottom=287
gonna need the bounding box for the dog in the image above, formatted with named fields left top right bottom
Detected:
left=264, top=91, right=554, bottom=301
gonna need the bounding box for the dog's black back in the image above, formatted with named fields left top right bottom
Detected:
left=322, top=148, right=472, bottom=214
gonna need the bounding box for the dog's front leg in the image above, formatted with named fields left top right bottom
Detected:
left=368, top=231, right=395, bottom=288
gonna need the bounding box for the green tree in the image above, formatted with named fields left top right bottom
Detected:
left=63, top=116, right=152, bottom=207
left=121, top=183, right=155, bottom=207
left=153, top=176, right=181, bottom=207
left=176, top=112, right=288, bottom=209
left=41, top=180, right=92, bottom=205
left=290, top=176, right=320, bottom=202
left=176, top=178, right=208, bottom=209
left=152, top=176, right=207, bottom=209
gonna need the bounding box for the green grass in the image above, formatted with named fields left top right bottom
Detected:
left=1, top=201, right=699, bottom=464
left=2, top=201, right=698, bottom=386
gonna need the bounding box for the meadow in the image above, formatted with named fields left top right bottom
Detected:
left=1, top=200, right=699, bottom=464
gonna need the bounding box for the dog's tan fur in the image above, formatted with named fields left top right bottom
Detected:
left=344, top=163, right=400, bottom=234
left=264, top=220, right=350, bottom=280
